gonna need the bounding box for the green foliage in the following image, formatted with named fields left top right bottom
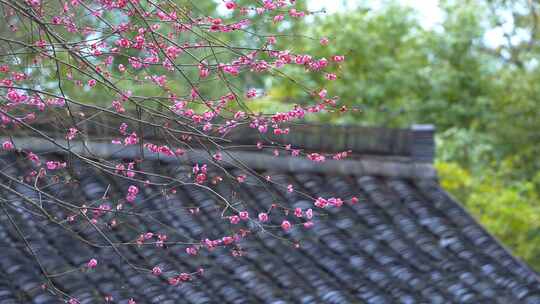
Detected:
left=270, top=4, right=429, bottom=125
left=437, top=160, right=540, bottom=268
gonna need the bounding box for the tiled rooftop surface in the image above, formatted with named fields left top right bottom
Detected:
left=0, top=150, right=539, bottom=304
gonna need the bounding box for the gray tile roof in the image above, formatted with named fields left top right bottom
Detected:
left=0, top=126, right=539, bottom=304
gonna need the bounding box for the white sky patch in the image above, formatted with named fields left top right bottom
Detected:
left=307, top=0, right=360, bottom=14
left=307, top=0, right=505, bottom=46
left=400, top=0, right=443, bottom=29
left=307, top=0, right=442, bottom=29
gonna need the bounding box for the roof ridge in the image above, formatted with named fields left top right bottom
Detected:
left=4, top=118, right=436, bottom=161
left=2, top=136, right=438, bottom=179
